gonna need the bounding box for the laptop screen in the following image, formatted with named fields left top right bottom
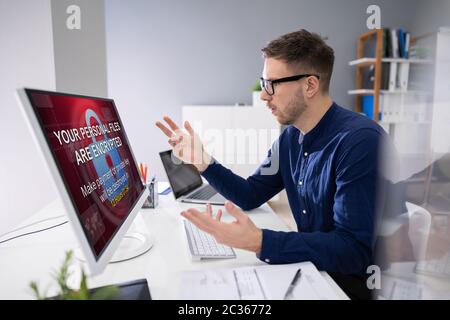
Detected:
left=159, top=150, right=202, bottom=198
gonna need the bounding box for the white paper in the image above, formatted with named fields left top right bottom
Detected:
left=179, top=262, right=340, bottom=300
left=157, top=181, right=171, bottom=193
left=256, top=262, right=339, bottom=300
left=180, top=269, right=239, bottom=300
left=233, top=267, right=267, bottom=300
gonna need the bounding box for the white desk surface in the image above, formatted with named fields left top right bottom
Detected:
left=0, top=194, right=348, bottom=300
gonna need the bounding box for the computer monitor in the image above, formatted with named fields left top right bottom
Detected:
left=16, top=88, right=152, bottom=275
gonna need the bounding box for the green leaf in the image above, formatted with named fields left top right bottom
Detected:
left=29, top=281, right=44, bottom=300
left=29, top=250, right=120, bottom=300
left=53, top=250, right=74, bottom=296
left=251, top=80, right=261, bottom=91
left=78, top=270, right=89, bottom=300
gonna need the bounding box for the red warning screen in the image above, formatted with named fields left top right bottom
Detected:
left=26, top=89, right=144, bottom=259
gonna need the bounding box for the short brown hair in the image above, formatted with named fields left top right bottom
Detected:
left=261, top=29, right=334, bottom=93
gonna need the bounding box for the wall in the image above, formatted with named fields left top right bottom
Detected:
left=0, top=0, right=56, bottom=235
left=409, top=0, right=450, bottom=36
left=0, top=0, right=109, bottom=235
left=51, top=0, right=108, bottom=97
left=105, top=0, right=420, bottom=179
left=0, top=0, right=430, bottom=234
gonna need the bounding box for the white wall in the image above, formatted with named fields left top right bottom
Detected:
left=0, top=0, right=57, bottom=235
left=0, top=0, right=436, bottom=235
left=104, top=0, right=420, bottom=180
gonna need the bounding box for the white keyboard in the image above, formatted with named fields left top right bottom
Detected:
left=183, top=220, right=236, bottom=260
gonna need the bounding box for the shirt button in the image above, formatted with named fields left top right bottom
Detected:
left=299, top=181, right=303, bottom=186
left=265, top=258, right=270, bottom=263
left=304, top=152, right=308, bottom=157
left=302, top=209, right=307, bottom=214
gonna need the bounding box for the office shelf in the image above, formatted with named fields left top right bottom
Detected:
left=347, top=89, right=377, bottom=95
left=350, top=29, right=384, bottom=121
left=349, top=57, right=433, bottom=66
left=348, top=89, right=430, bottom=95
left=348, top=29, right=434, bottom=122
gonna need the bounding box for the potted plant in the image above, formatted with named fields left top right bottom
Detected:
left=29, top=250, right=119, bottom=300
left=251, top=80, right=265, bottom=108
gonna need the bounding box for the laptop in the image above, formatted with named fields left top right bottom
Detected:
left=159, top=150, right=226, bottom=205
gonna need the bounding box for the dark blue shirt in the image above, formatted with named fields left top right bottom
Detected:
left=202, top=102, right=385, bottom=277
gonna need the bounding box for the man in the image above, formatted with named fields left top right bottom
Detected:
left=156, top=29, right=386, bottom=299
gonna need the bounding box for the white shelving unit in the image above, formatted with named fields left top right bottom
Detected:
left=348, top=29, right=439, bottom=180
left=347, top=89, right=429, bottom=95
left=348, top=57, right=433, bottom=66
left=430, top=28, right=450, bottom=155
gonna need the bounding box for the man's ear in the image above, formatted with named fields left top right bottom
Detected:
left=305, top=76, right=320, bottom=98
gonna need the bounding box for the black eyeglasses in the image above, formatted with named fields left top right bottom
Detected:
left=260, top=74, right=320, bottom=96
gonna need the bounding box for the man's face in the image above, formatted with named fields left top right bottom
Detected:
left=260, top=58, right=307, bottom=125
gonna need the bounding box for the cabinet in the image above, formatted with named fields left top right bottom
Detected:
left=182, top=105, right=281, bottom=178
left=430, top=29, right=450, bottom=155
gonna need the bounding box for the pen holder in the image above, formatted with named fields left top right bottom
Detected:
left=142, top=178, right=158, bottom=209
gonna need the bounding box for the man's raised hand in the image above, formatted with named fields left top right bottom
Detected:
left=155, top=116, right=211, bottom=172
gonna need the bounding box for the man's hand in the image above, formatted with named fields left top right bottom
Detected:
left=181, top=201, right=263, bottom=254
left=155, top=116, right=211, bottom=172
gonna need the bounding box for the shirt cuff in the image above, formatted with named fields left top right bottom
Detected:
left=200, top=157, right=220, bottom=179
left=257, top=229, right=283, bottom=264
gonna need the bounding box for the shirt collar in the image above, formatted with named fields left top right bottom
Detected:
left=300, top=102, right=338, bottom=148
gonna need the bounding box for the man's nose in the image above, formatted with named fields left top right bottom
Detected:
left=260, top=89, right=271, bottom=103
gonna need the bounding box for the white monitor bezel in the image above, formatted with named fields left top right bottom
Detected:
left=16, top=88, right=149, bottom=275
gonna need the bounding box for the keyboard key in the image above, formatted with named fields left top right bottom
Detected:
left=189, top=185, right=217, bottom=200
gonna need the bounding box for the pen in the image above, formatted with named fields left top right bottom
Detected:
left=283, top=268, right=301, bottom=300
left=144, top=163, right=148, bottom=184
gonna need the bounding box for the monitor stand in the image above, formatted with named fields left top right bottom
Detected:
left=75, top=211, right=154, bottom=264
left=109, top=231, right=154, bottom=263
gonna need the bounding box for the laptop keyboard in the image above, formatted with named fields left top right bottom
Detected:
left=189, top=185, right=217, bottom=200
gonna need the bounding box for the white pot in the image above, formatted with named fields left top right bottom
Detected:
left=252, top=91, right=265, bottom=108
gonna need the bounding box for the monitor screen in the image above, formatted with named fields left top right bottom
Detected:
left=159, top=150, right=202, bottom=198
left=25, top=89, right=144, bottom=260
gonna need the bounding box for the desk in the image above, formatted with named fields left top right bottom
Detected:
left=0, top=194, right=348, bottom=300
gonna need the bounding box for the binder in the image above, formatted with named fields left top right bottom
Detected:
left=381, top=62, right=390, bottom=90
left=390, top=29, right=399, bottom=58
left=388, top=62, right=398, bottom=91
left=385, top=28, right=392, bottom=57
left=383, top=28, right=390, bottom=57
left=398, top=28, right=406, bottom=58
left=404, top=32, right=411, bottom=58
left=398, top=62, right=410, bottom=91
left=380, top=94, right=388, bottom=122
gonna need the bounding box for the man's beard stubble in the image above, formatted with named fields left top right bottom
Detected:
left=277, top=88, right=307, bottom=125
